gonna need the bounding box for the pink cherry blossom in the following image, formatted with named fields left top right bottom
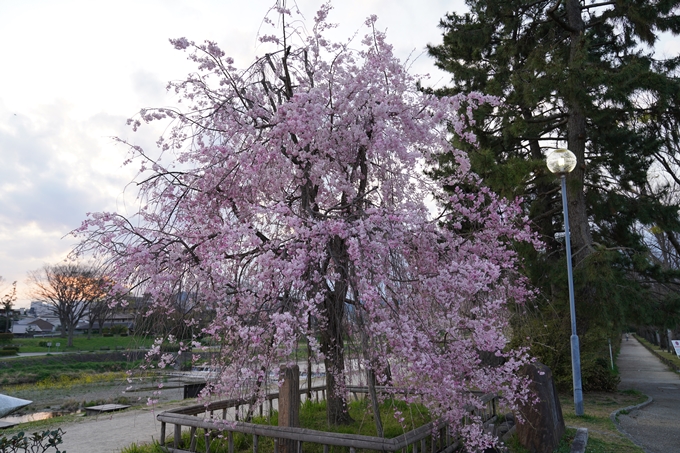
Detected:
left=73, top=5, right=538, bottom=451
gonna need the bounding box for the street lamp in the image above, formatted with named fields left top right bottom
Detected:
left=546, top=148, right=584, bottom=416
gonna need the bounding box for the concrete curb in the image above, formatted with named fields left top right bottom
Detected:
left=570, top=427, right=588, bottom=453
left=610, top=394, right=654, bottom=451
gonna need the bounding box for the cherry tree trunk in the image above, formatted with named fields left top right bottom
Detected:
left=319, top=236, right=352, bottom=425
left=320, top=294, right=351, bottom=425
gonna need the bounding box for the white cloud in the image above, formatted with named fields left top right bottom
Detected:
left=0, top=0, right=460, bottom=306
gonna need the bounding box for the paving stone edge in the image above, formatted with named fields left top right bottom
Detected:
left=570, top=427, right=588, bottom=453
left=609, top=394, right=654, bottom=452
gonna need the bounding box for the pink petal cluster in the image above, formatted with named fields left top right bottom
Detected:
left=74, top=5, right=538, bottom=451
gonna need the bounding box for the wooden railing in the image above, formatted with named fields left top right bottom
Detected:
left=156, top=385, right=498, bottom=453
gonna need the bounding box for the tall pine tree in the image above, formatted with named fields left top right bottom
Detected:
left=429, top=0, right=680, bottom=389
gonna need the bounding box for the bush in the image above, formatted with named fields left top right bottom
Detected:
left=582, top=358, right=620, bottom=392
left=0, top=333, right=14, bottom=343
left=0, top=350, right=17, bottom=356
left=0, top=429, right=65, bottom=452
left=111, top=325, right=129, bottom=335
left=103, top=333, right=114, bottom=337
left=160, top=343, right=180, bottom=353
left=2, top=345, right=19, bottom=351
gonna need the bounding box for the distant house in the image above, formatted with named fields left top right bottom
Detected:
left=75, top=312, right=135, bottom=333
left=11, top=318, right=58, bottom=336
left=29, top=301, right=53, bottom=317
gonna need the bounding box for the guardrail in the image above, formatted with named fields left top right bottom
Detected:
left=157, top=384, right=498, bottom=453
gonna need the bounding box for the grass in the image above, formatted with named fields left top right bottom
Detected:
left=6, top=371, right=128, bottom=390
left=9, top=334, right=154, bottom=353
left=0, top=335, right=154, bottom=385
left=504, top=427, right=576, bottom=453
left=557, top=391, right=646, bottom=453
left=121, top=398, right=431, bottom=453
left=0, top=351, right=144, bottom=386
left=297, top=398, right=429, bottom=438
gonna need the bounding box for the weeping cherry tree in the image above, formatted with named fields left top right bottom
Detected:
left=75, top=4, right=538, bottom=449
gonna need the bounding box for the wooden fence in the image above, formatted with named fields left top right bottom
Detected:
left=156, top=385, right=498, bottom=453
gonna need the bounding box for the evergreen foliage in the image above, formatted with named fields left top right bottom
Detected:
left=429, top=0, right=680, bottom=389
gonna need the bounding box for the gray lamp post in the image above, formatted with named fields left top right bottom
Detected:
left=546, top=148, right=584, bottom=416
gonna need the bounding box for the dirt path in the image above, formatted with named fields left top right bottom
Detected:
left=616, top=336, right=680, bottom=453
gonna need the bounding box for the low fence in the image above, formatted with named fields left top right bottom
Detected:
left=156, top=385, right=499, bottom=453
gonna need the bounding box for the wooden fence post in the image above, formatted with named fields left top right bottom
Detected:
left=279, top=365, right=300, bottom=453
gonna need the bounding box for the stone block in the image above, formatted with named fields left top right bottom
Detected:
left=515, top=363, right=565, bottom=453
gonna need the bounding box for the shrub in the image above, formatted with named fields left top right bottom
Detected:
left=582, top=357, right=620, bottom=392
left=160, top=343, right=180, bottom=353
left=0, top=429, right=65, bottom=452
left=0, top=333, right=14, bottom=343
left=0, top=350, right=17, bottom=356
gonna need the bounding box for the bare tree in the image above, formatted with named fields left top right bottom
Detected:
left=28, top=263, right=107, bottom=347
left=85, top=296, right=112, bottom=339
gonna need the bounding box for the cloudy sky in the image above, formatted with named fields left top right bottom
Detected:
left=2, top=1, right=678, bottom=307
left=0, top=0, right=468, bottom=306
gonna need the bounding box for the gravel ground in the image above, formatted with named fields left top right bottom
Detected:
left=616, top=336, right=680, bottom=453
left=51, top=399, right=198, bottom=453
left=1, top=375, right=195, bottom=453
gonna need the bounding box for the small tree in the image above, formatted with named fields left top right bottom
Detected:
left=85, top=296, right=112, bottom=339
left=75, top=5, right=537, bottom=449
left=1, top=279, right=16, bottom=333
left=28, top=263, right=107, bottom=347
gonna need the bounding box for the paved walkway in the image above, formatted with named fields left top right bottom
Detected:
left=56, top=405, right=164, bottom=452
left=616, top=336, right=680, bottom=453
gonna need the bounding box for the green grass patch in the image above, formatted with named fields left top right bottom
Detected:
left=0, top=351, right=143, bottom=386
left=297, top=398, right=429, bottom=438
left=505, top=427, right=576, bottom=453
left=121, top=441, right=167, bottom=453
left=122, top=398, right=430, bottom=453
left=11, top=335, right=153, bottom=353
left=558, top=392, right=646, bottom=453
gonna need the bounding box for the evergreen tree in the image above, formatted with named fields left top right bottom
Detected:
left=429, top=0, right=680, bottom=389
